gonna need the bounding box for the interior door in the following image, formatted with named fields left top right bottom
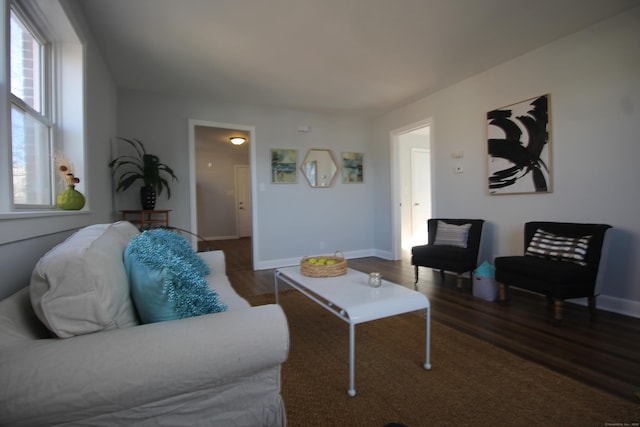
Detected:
left=410, top=148, right=431, bottom=245
left=235, top=165, right=252, bottom=237
left=393, top=121, right=431, bottom=259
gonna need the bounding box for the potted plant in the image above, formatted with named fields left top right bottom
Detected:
left=109, top=137, right=178, bottom=210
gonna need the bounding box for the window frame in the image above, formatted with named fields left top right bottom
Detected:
left=1, top=0, right=86, bottom=216
left=9, top=3, right=56, bottom=209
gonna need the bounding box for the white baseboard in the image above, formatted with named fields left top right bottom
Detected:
left=510, top=286, right=640, bottom=319
left=255, top=256, right=300, bottom=271
left=372, top=248, right=394, bottom=260
left=204, top=235, right=238, bottom=241
left=255, top=249, right=376, bottom=271
left=571, top=295, right=640, bottom=319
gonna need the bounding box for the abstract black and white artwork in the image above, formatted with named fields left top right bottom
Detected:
left=487, top=94, right=551, bottom=195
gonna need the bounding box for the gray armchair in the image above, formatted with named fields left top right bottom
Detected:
left=411, top=219, right=485, bottom=289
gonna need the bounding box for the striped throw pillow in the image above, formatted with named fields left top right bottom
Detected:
left=433, top=221, right=472, bottom=248
left=525, top=229, right=592, bottom=266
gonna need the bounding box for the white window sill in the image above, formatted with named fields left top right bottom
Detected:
left=0, top=209, right=89, bottom=220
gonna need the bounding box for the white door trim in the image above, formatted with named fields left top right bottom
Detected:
left=390, top=118, right=432, bottom=260
left=188, top=119, right=257, bottom=267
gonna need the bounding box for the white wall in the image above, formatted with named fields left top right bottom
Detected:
left=369, top=7, right=640, bottom=316
left=0, top=0, right=119, bottom=299
left=115, top=92, right=373, bottom=268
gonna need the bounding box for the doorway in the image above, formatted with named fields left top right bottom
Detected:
left=234, top=165, right=252, bottom=237
left=391, top=120, right=432, bottom=260
left=188, top=120, right=256, bottom=266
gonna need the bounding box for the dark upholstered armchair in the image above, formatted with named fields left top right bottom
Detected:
left=411, top=219, right=485, bottom=289
left=495, top=221, right=611, bottom=323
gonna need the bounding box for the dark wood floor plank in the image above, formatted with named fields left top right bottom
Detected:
left=201, top=239, right=640, bottom=403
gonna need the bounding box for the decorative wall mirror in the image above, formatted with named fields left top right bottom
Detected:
left=300, top=149, right=338, bottom=188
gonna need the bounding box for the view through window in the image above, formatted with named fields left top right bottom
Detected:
left=10, top=6, right=53, bottom=207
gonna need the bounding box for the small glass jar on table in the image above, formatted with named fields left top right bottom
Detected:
left=368, top=272, right=382, bottom=288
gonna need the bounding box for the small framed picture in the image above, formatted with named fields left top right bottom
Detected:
left=341, top=152, right=363, bottom=183
left=271, top=149, right=297, bottom=183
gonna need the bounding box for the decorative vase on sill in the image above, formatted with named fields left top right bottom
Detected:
left=140, top=186, right=156, bottom=210
left=57, top=185, right=85, bottom=210
left=55, top=158, right=84, bottom=210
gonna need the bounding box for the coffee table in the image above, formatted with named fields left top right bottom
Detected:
left=274, top=266, right=431, bottom=397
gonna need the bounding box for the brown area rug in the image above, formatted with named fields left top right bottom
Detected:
left=249, top=291, right=639, bottom=427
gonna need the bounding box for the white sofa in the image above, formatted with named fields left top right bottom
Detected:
left=0, top=222, right=289, bottom=426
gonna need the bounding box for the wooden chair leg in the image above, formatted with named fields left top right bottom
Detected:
left=498, top=282, right=508, bottom=302
left=588, top=296, right=597, bottom=321
left=553, top=299, right=563, bottom=324
left=414, top=265, right=419, bottom=284
left=456, top=274, right=463, bottom=288
left=545, top=296, right=554, bottom=313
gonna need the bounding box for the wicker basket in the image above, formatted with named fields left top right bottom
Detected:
left=300, top=251, right=347, bottom=277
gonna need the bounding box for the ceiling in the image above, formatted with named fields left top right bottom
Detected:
left=78, top=0, right=638, bottom=118
left=195, top=126, right=250, bottom=153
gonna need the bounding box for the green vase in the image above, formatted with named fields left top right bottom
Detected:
left=57, top=185, right=85, bottom=210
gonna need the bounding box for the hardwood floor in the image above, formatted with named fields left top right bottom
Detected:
left=202, top=238, right=640, bottom=403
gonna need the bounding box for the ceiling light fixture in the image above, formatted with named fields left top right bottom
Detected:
left=230, top=137, right=246, bottom=145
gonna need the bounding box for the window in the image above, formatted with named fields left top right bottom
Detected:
left=10, top=6, right=53, bottom=207
left=2, top=0, right=85, bottom=213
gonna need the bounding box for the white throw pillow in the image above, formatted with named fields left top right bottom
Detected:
left=433, top=221, right=471, bottom=248
left=30, top=221, right=140, bottom=338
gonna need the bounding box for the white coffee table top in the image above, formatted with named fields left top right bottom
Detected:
left=275, top=266, right=429, bottom=324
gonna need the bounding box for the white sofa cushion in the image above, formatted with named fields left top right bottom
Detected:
left=30, top=221, right=140, bottom=338
left=197, top=250, right=252, bottom=310
left=0, top=288, right=50, bottom=349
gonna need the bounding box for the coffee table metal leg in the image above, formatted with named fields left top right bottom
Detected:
left=424, top=306, right=432, bottom=370
left=348, top=322, right=356, bottom=397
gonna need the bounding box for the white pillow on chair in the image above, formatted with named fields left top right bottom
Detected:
left=433, top=221, right=471, bottom=248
